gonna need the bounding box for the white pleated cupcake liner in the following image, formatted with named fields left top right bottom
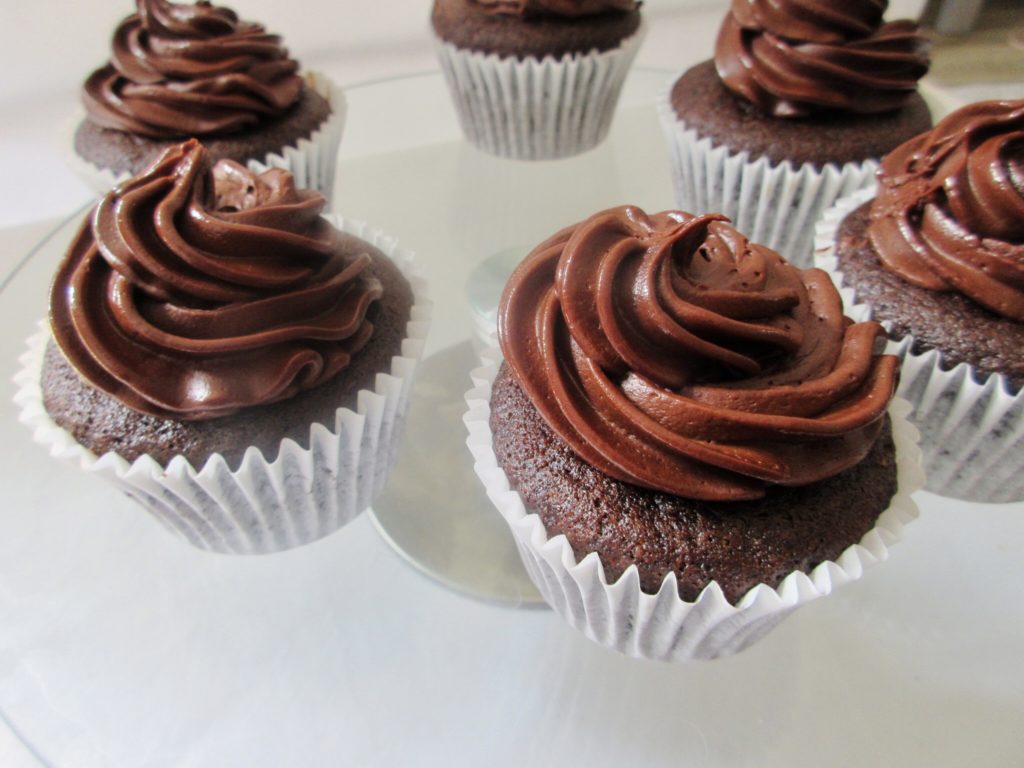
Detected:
left=656, top=80, right=877, bottom=268
left=435, top=24, right=645, bottom=161
left=14, top=216, right=432, bottom=555
left=815, top=187, right=1024, bottom=503
left=464, top=346, right=923, bottom=662
left=64, top=70, right=346, bottom=199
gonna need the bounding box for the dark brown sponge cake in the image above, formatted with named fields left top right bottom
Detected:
left=490, top=363, right=898, bottom=604
left=431, top=0, right=642, bottom=59
left=74, top=83, right=332, bottom=178
left=41, top=241, right=413, bottom=469
left=671, top=60, right=932, bottom=169
left=833, top=202, right=1024, bottom=391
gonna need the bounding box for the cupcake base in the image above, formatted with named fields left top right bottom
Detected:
left=490, top=364, right=898, bottom=604
left=668, top=61, right=932, bottom=168
left=434, top=23, right=644, bottom=160
left=465, top=349, right=922, bottom=661
left=658, top=61, right=931, bottom=266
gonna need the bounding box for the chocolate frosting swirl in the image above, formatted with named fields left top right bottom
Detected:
left=469, top=0, right=637, bottom=18
left=50, top=140, right=382, bottom=421
left=714, top=0, right=929, bottom=117
left=867, top=100, right=1024, bottom=321
left=499, top=206, right=898, bottom=501
left=83, top=0, right=302, bottom=139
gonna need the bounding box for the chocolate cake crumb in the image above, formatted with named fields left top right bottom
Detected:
left=671, top=60, right=932, bottom=168
left=431, top=0, right=641, bottom=60
left=490, top=363, right=898, bottom=604
left=42, top=241, right=413, bottom=468
left=834, top=202, right=1024, bottom=391
left=74, top=83, right=332, bottom=177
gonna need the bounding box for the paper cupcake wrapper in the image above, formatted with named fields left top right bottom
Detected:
left=656, top=81, right=877, bottom=268
left=64, top=70, right=346, bottom=200
left=435, top=24, right=645, bottom=161
left=815, top=187, right=1024, bottom=503
left=464, top=346, right=922, bottom=661
left=14, top=216, right=431, bottom=555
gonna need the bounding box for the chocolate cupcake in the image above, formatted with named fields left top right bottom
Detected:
left=815, top=100, right=1024, bottom=503
left=431, top=0, right=644, bottom=159
left=466, top=205, right=921, bottom=661
left=659, top=0, right=931, bottom=266
left=69, top=0, right=345, bottom=197
left=17, top=141, right=429, bottom=554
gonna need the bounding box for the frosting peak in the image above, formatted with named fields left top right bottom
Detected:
left=499, top=206, right=898, bottom=501
left=868, top=100, right=1024, bottom=321
left=468, top=0, right=638, bottom=18
left=714, top=0, right=929, bottom=117
left=50, top=140, right=382, bottom=420
left=83, top=0, right=303, bottom=139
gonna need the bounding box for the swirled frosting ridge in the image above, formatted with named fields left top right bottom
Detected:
left=714, top=0, right=929, bottom=117
left=83, top=0, right=303, bottom=139
left=868, top=99, right=1024, bottom=321
left=499, top=206, right=899, bottom=501
left=50, top=140, right=382, bottom=421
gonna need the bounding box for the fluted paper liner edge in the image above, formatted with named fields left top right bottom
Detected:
left=656, top=76, right=877, bottom=267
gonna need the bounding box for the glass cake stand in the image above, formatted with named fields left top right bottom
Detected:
left=1, top=71, right=1022, bottom=768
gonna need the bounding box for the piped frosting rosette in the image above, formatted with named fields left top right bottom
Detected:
left=83, top=0, right=303, bottom=139
left=69, top=0, right=345, bottom=196
left=52, top=141, right=380, bottom=421
left=868, top=100, right=1024, bottom=321
left=715, top=0, right=928, bottom=118
left=466, top=206, right=921, bottom=661
left=815, top=100, right=1024, bottom=502
left=18, top=141, right=430, bottom=554
left=659, top=0, right=929, bottom=265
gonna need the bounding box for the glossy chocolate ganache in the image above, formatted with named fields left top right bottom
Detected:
left=499, top=206, right=899, bottom=501
left=868, top=100, right=1024, bottom=321
left=83, top=0, right=303, bottom=139
left=714, top=0, right=929, bottom=117
left=468, top=0, right=637, bottom=17
left=50, top=140, right=382, bottom=421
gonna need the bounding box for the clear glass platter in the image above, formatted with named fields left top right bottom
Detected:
left=1, top=70, right=1022, bottom=767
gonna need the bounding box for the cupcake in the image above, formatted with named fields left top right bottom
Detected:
left=659, top=0, right=931, bottom=267
left=70, top=0, right=345, bottom=197
left=16, top=140, right=429, bottom=554
left=815, top=100, right=1024, bottom=503
left=431, top=0, right=645, bottom=160
left=465, top=205, right=921, bottom=661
